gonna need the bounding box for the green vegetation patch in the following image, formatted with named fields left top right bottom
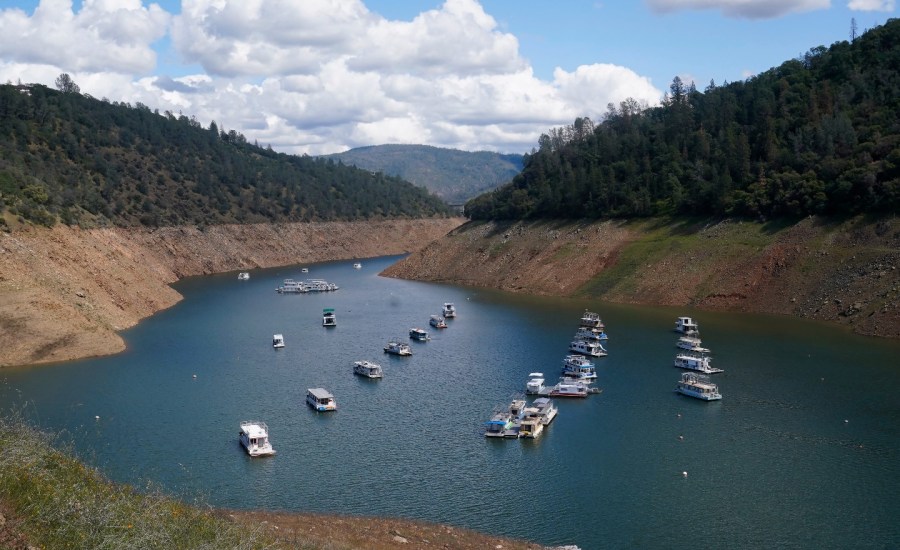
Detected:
left=0, top=414, right=277, bottom=549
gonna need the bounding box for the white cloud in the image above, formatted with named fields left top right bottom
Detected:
left=0, top=0, right=665, bottom=155
left=0, top=0, right=169, bottom=74
left=645, top=0, right=830, bottom=19
left=847, top=0, right=895, bottom=11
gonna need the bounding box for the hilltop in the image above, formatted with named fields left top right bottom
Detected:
left=322, top=144, right=523, bottom=204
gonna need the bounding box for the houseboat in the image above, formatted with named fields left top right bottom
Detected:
left=676, top=335, right=710, bottom=353
left=353, top=360, right=383, bottom=379
left=674, top=351, right=722, bottom=374
left=575, top=326, right=608, bottom=341
left=272, top=334, right=285, bottom=348
left=531, top=397, right=558, bottom=425
left=239, top=421, right=276, bottom=457
left=518, top=409, right=544, bottom=439
left=276, top=279, right=306, bottom=293
left=675, top=372, right=722, bottom=401
left=526, top=373, right=590, bottom=398
left=409, top=327, right=430, bottom=341
left=306, top=388, right=337, bottom=411
left=675, top=316, right=700, bottom=335
left=442, top=302, right=456, bottom=318
left=322, top=308, right=336, bottom=327
left=353, top=262, right=362, bottom=269
left=580, top=310, right=605, bottom=329
left=569, top=339, right=608, bottom=357
left=384, top=339, right=413, bottom=356
left=562, top=354, right=597, bottom=380
left=429, top=315, right=448, bottom=329
left=237, top=272, right=250, bottom=280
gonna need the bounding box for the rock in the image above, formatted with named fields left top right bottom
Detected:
left=392, top=535, right=409, bottom=544
left=0, top=513, right=5, bottom=526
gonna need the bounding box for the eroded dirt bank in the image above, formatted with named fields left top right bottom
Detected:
left=383, top=217, right=900, bottom=338
left=0, top=218, right=464, bottom=367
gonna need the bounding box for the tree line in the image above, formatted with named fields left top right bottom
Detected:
left=0, top=81, right=450, bottom=228
left=466, top=18, right=900, bottom=221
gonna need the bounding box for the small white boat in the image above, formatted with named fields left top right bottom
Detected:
left=429, top=315, right=448, bottom=329
left=531, top=397, right=558, bottom=425
left=239, top=421, right=276, bottom=457
left=353, top=262, right=362, bottom=269
left=301, top=267, right=309, bottom=273
left=580, top=310, right=605, bottom=329
left=442, top=302, right=456, bottom=318
left=562, top=354, right=597, bottom=379
left=306, top=388, right=337, bottom=411
left=237, top=272, right=250, bottom=280
left=675, top=372, right=722, bottom=401
left=409, top=327, right=430, bottom=341
left=353, top=360, right=383, bottom=379
left=569, top=339, right=607, bottom=357
left=674, top=351, right=722, bottom=374
left=526, top=372, right=546, bottom=395
left=675, top=316, right=700, bottom=335
left=272, top=334, right=285, bottom=348
left=322, top=308, right=336, bottom=327
left=575, top=326, right=608, bottom=341
left=384, top=339, right=412, bottom=356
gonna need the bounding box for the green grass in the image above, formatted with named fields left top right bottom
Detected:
left=0, top=414, right=279, bottom=549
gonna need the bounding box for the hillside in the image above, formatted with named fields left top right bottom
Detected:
left=323, top=144, right=523, bottom=204
left=0, top=217, right=464, bottom=367
left=0, top=82, right=450, bottom=229
left=382, top=216, right=900, bottom=338
left=467, top=18, right=900, bottom=221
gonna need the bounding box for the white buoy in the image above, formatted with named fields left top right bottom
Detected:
left=95, top=415, right=100, bottom=420
left=192, top=374, right=197, bottom=378
left=678, top=435, right=684, bottom=441
left=682, top=471, right=688, bottom=478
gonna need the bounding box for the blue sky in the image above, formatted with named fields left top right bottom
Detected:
left=1, top=1, right=896, bottom=155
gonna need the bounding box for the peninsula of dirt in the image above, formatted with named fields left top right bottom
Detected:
left=0, top=218, right=464, bottom=367
left=382, top=216, right=900, bottom=338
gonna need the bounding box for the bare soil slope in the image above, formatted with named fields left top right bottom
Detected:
left=383, top=217, right=900, bottom=338
left=0, top=218, right=464, bottom=367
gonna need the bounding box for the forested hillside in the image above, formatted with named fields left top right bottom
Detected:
left=0, top=82, right=450, bottom=228
left=466, top=19, right=900, bottom=220
left=323, top=144, right=523, bottom=204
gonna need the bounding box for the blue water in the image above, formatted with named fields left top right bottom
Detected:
left=2, top=255, right=900, bottom=548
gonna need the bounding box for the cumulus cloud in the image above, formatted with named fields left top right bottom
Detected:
left=0, top=0, right=169, bottom=74
left=848, top=0, right=895, bottom=10
left=645, top=0, right=830, bottom=19
left=0, top=0, right=664, bottom=155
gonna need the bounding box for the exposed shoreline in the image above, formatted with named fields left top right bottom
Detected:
left=0, top=218, right=465, bottom=368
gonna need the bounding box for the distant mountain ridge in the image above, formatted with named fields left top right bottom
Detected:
left=322, top=144, right=523, bottom=204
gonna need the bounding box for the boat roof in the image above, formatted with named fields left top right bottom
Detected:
left=323, top=308, right=334, bottom=313
left=528, top=372, right=544, bottom=377
left=240, top=421, right=268, bottom=437
left=273, top=334, right=283, bottom=339
left=307, top=388, right=334, bottom=399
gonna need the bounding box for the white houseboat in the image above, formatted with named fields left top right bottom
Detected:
left=580, top=310, right=605, bottom=329
left=569, top=339, right=608, bottom=357
left=442, top=302, right=456, bottom=318
left=674, top=351, right=722, bottom=374
left=239, top=421, right=276, bottom=457
left=272, top=334, right=285, bottom=348
left=562, top=354, right=597, bottom=379
left=676, top=335, right=710, bottom=353
left=409, top=327, right=430, bottom=341
left=353, top=360, right=383, bottom=379
left=353, top=262, right=362, bottom=269
left=384, top=339, right=413, bottom=356
left=531, top=397, right=558, bottom=425
left=675, top=372, right=722, bottom=401
left=322, top=308, right=336, bottom=327
left=429, top=315, right=448, bottom=329
left=518, top=408, right=545, bottom=439
left=575, top=326, right=608, bottom=341
left=675, top=316, right=700, bottom=335
left=306, top=388, right=337, bottom=411
left=526, top=373, right=590, bottom=398
left=237, top=272, right=250, bottom=280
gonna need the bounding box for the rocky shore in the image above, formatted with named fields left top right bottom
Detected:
left=383, top=216, right=900, bottom=338
left=0, top=218, right=464, bottom=367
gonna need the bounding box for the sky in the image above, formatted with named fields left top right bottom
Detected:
left=0, top=1, right=896, bottom=156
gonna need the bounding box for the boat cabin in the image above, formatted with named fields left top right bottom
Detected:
left=306, top=388, right=337, bottom=411
left=675, top=316, right=700, bottom=335
left=272, top=334, right=285, bottom=348
left=322, top=308, right=336, bottom=327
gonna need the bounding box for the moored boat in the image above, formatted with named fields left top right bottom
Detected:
left=569, top=339, right=607, bottom=357
left=674, top=351, right=722, bottom=374
left=675, top=372, right=722, bottom=401
left=239, top=421, right=276, bottom=457
left=562, top=354, right=597, bottom=380
left=353, top=262, right=362, bottom=269
left=575, top=326, right=608, bottom=341
left=518, top=410, right=544, bottom=439
left=580, top=310, right=605, bottom=329
left=676, top=335, right=709, bottom=353
left=237, top=272, right=250, bottom=280
left=353, top=360, right=383, bottom=379
left=272, top=334, right=285, bottom=348
left=442, top=302, right=456, bottom=318
left=675, top=316, right=700, bottom=335
left=306, top=388, right=337, bottom=411
left=384, top=339, right=413, bottom=356
left=409, top=327, right=430, bottom=341
left=531, top=397, right=558, bottom=425
left=322, top=308, right=336, bottom=327
left=429, top=315, right=448, bottom=329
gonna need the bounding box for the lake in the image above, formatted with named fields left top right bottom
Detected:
left=2, top=255, right=899, bottom=548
